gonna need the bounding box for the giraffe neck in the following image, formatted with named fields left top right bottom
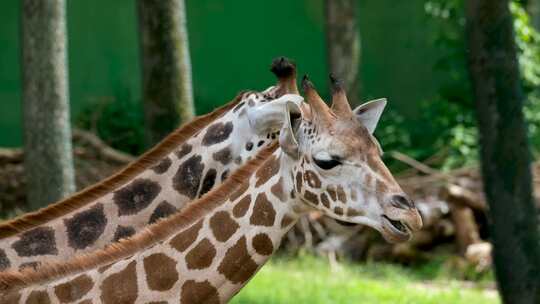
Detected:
left=0, top=91, right=280, bottom=273
left=0, top=147, right=302, bottom=304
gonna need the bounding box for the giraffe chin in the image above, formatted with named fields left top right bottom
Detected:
left=381, top=215, right=412, bottom=243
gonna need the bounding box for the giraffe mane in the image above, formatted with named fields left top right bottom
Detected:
left=0, top=93, right=249, bottom=239
left=0, top=141, right=279, bottom=293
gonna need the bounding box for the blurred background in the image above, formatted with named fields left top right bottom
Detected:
left=2, top=0, right=540, bottom=303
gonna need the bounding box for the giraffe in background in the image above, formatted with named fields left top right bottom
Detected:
left=0, top=58, right=302, bottom=273
left=0, top=75, right=422, bottom=303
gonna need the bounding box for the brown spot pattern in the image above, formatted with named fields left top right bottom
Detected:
left=320, top=193, right=331, bottom=208
left=19, top=262, right=40, bottom=271
left=64, top=204, right=108, bottom=250
left=148, top=201, right=177, bottom=224
left=0, top=249, right=10, bottom=271
left=173, top=155, right=204, bottom=199
left=181, top=280, right=220, bottom=304
left=26, top=290, right=51, bottom=304
left=210, top=211, right=239, bottom=242
left=12, top=227, right=57, bottom=257
left=100, top=261, right=138, bottom=304
left=113, top=226, right=135, bottom=242
left=346, top=208, right=363, bottom=217
left=170, top=220, right=203, bottom=252
left=281, top=215, right=295, bottom=228
left=270, top=178, right=286, bottom=202
left=221, top=170, right=229, bottom=182
left=143, top=253, right=179, bottom=291
left=304, top=170, right=321, bottom=188
left=327, top=186, right=338, bottom=201
left=337, top=186, right=347, bottom=202
left=151, top=157, right=172, bottom=174
left=250, top=193, right=276, bottom=227
left=304, top=190, right=319, bottom=206
left=113, top=178, right=161, bottom=216
left=202, top=121, right=234, bottom=146
left=295, top=171, right=303, bottom=192
left=218, top=236, right=259, bottom=284
left=175, top=144, right=192, bottom=159
left=98, top=263, right=113, bottom=274
left=199, top=169, right=217, bottom=197
left=185, top=238, right=216, bottom=270
left=255, top=155, right=279, bottom=187
left=54, top=274, right=93, bottom=303
left=212, top=147, right=232, bottom=165
left=233, top=195, right=251, bottom=218
left=252, top=233, right=274, bottom=255
left=334, top=207, right=344, bottom=216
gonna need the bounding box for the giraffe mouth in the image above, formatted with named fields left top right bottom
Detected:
left=334, top=219, right=359, bottom=227
left=382, top=215, right=410, bottom=237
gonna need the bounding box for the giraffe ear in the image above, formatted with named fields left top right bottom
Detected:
left=352, top=98, right=387, bottom=134
left=279, top=100, right=302, bottom=159
left=247, top=94, right=304, bottom=134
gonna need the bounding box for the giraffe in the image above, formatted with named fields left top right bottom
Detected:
left=0, top=58, right=303, bottom=273
left=0, top=75, right=423, bottom=304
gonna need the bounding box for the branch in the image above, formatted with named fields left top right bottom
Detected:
left=389, top=150, right=443, bottom=176
left=72, top=129, right=135, bottom=164
left=441, top=184, right=487, bottom=211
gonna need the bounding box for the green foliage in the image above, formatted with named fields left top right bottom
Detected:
left=389, top=0, right=540, bottom=170
left=75, top=89, right=146, bottom=155
left=232, top=254, right=498, bottom=304
left=512, top=2, right=540, bottom=89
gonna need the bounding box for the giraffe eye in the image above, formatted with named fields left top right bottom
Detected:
left=313, top=157, right=342, bottom=170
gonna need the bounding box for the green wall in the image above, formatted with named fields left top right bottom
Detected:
left=0, top=0, right=442, bottom=147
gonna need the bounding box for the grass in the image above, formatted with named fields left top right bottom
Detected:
left=232, top=254, right=499, bottom=304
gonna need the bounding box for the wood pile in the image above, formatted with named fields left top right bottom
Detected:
left=0, top=129, right=134, bottom=217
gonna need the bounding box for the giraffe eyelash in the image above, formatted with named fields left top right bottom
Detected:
left=313, top=153, right=343, bottom=170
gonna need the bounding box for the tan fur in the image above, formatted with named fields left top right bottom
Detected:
left=0, top=141, right=278, bottom=294
left=0, top=96, right=244, bottom=239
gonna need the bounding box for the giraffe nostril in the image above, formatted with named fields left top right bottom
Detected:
left=391, top=194, right=414, bottom=209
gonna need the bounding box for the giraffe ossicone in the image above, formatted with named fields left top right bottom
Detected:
left=0, top=57, right=302, bottom=273
left=0, top=74, right=422, bottom=304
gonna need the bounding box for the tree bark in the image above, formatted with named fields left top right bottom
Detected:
left=138, top=0, right=195, bottom=146
left=465, top=0, right=540, bottom=302
left=20, top=0, right=75, bottom=210
left=324, top=0, right=361, bottom=105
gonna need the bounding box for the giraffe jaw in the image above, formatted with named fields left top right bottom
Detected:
left=381, top=215, right=412, bottom=243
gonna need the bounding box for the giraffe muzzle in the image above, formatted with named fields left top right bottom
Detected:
left=380, top=194, right=423, bottom=243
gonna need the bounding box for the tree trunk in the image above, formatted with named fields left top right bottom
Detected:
left=20, top=0, right=75, bottom=210
left=465, top=0, right=540, bottom=302
left=324, top=0, right=361, bottom=105
left=138, top=0, right=195, bottom=146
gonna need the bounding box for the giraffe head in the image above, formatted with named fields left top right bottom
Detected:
left=280, top=75, right=423, bottom=243
left=223, top=57, right=303, bottom=166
